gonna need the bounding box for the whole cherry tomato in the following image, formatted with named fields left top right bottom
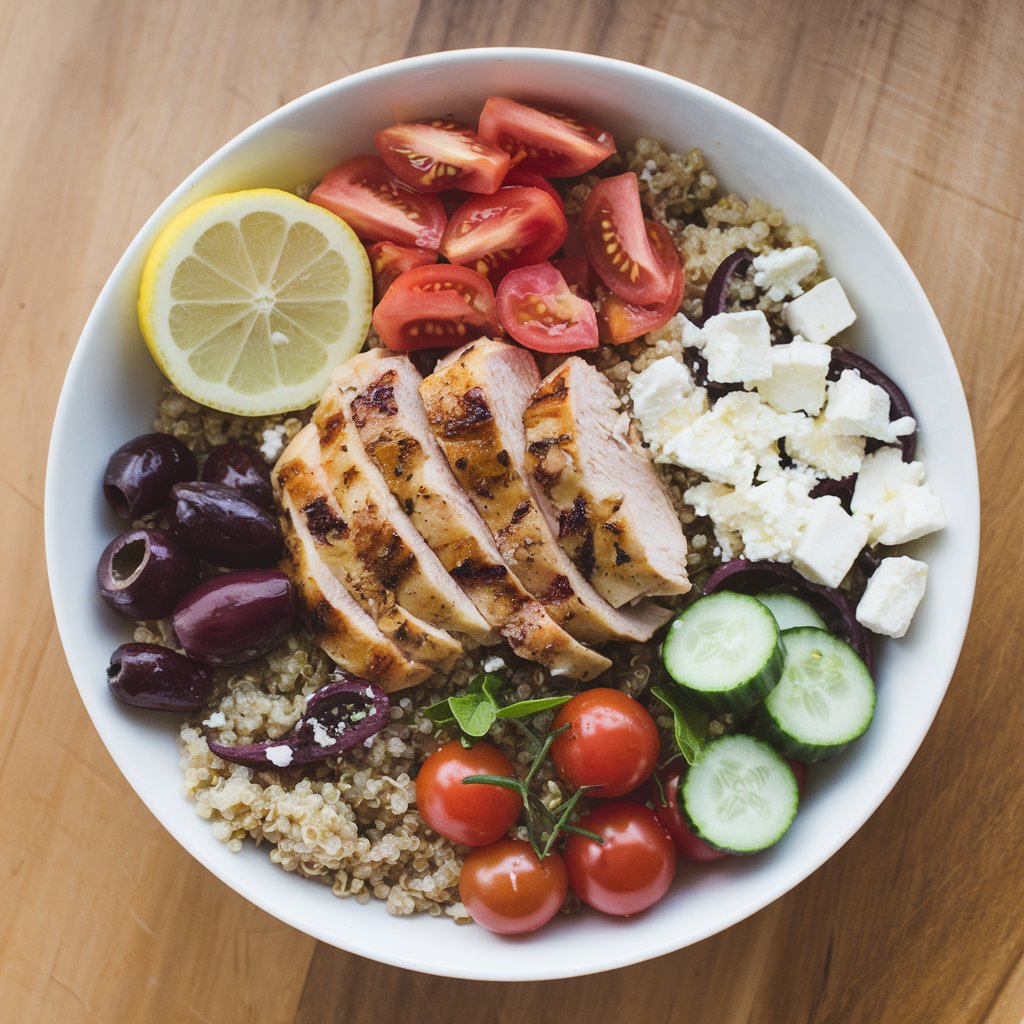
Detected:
left=459, top=838, right=568, bottom=935
left=415, top=740, right=521, bottom=847
left=551, top=688, right=660, bottom=798
left=564, top=801, right=676, bottom=916
left=653, top=765, right=729, bottom=862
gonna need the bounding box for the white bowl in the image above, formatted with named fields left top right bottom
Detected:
left=45, top=48, right=979, bottom=981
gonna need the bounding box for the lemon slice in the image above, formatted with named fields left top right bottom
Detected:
left=138, top=188, right=371, bottom=415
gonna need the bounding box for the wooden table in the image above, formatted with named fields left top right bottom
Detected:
left=4, top=0, right=1021, bottom=1020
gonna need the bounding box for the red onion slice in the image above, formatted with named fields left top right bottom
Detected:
left=206, top=673, right=390, bottom=768
left=828, top=347, right=917, bottom=461
left=699, top=248, right=754, bottom=325
left=701, top=560, right=873, bottom=674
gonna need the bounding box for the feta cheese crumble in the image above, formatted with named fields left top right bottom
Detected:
left=700, top=310, right=773, bottom=384
left=259, top=424, right=288, bottom=463
left=202, top=711, right=227, bottom=729
left=630, top=356, right=708, bottom=459
left=851, top=448, right=945, bottom=546
left=856, top=557, right=929, bottom=637
left=824, top=369, right=916, bottom=442
left=265, top=745, right=294, bottom=768
left=792, top=496, right=870, bottom=588
left=785, top=415, right=866, bottom=480
left=782, top=277, right=857, bottom=344
left=751, top=246, right=820, bottom=301
left=753, top=338, right=831, bottom=415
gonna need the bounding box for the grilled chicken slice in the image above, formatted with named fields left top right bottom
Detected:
left=420, top=340, right=673, bottom=644
left=312, top=382, right=496, bottom=646
left=278, top=485, right=432, bottom=692
left=276, top=425, right=462, bottom=672
left=337, top=349, right=611, bottom=681
left=524, top=357, right=691, bottom=607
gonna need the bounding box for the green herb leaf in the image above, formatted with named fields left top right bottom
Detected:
left=652, top=685, right=708, bottom=766
left=495, top=695, right=572, bottom=719
left=468, top=672, right=507, bottom=702
left=448, top=692, right=498, bottom=737
left=423, top=698, right=456, bottom=726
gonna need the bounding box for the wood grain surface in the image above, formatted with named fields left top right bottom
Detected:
left=2, top=0, right=1021, bottom=1021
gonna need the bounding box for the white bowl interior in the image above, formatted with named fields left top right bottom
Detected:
left=46, top=49, right=978, bottom=981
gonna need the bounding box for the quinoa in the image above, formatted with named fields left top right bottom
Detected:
left=165, top=137, right=815, bottom=919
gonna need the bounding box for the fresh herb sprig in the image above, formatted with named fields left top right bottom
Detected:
left=424, top=672, right=572, bottom=739
left=461, top=723, right=603, bottom=860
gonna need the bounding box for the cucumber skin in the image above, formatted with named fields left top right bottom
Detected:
left=663, top=632, right=786, bottom=714
left=680, top=735, right=799, bottom=854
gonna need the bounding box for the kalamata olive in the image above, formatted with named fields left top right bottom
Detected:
left=173, top=569, right=295, bottom=665
left=103, top=432, right=196, bottom=519
left=107, top=643, right=213, bottom=712
left=169, top=481, right=283, bottom=567
left=202, top=444, right=274, bottom=508
left=96, top=527, right=199, bottom=619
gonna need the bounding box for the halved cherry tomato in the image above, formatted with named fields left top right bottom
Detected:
left=478, top=97, right=616, bottom=177
left=496, top=262, right=598, bottom=353
left=653, top=765, right=729, bottom=863
left=550, top=688, right=660, bottom=797
left=440, top=187, right=567, bottom=286
left=459, top=838, right=568, bottom=935
left=564, top=801, right=676, bottom=916
left=598, top=221, right=684, bottom=344
left=415, top=740, right=521, bottom=847
left=552, top=257, right=597, bottom=298
left=582, top=173, right=674, bottom=306
left=309, top=155, right=446, bottom=250
left=501, top=167, right=565, bottom=210
left=372, top=264, right=501, bottom=352
left=374, top=119, right=510, bottom=194
left=365, top=241, right=436, bottom=304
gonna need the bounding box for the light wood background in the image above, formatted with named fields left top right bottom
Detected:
left=3, top=0, right=1021, bottom=1021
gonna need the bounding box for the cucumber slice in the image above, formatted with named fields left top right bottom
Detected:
left=753, top=591, right=827, bottom=631
left=757, top=627, right=876, bottom=762
left=662, top=592, right=784, bottom=712
left=682, top=734, right=799, bottom=854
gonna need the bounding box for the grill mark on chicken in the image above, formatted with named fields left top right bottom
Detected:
left=441, top=387, right=493, bottom=437
left=558, top=497, right=589, bottom=539
left=614, top=543, right=632, bottom=565
left=450, top=559, right=509, bottom=584
left=511, top=501, right=530, bottom=524
left=350, top=371, right=399, bottom=427
left=538, top=575, right=574, bottom=604
left=575, top=532, right=596, bottom=579
left=301, top=496, right=348, bottom=543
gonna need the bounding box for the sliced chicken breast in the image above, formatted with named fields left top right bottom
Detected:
left=420, top=340, right=673, bottom=644
left=312, top=382, right=496, bottom=646
left=524, top=357, right=691, bottom=607
left=277, top=425, right=463, bottom=673
left=279, top=486, right=432, bottom=692
left=338, top=350, right=611, bottom=681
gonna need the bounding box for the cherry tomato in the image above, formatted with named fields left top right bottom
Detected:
left=366, top=241, right=436, bottom=304
left=415, top=740, right=521, bottom=847
left=459, top=838, right=568, bottom=935
left=501, top=166, right=565, bottom=210
left=372, top=264, right=501, bottom=352
left=551, top=257, right=597, bottom=298
left=564, top=801, right=676, bottom=916
left=582, top=173, right=674, bottom=306
left=496, top=262, right=598, bottom=353
left=374, top=119, right=510, bottom=194
left=309, top=155, right=447, bottom=250
left=653, top=765, right=729, bottom=862
left=598, top=221, right=684, bottom=344
left=440, top=187, right=567, bottom=286
left=478, top=97, right=616, bottom=177
left=550, top=688, right=660, bottom=798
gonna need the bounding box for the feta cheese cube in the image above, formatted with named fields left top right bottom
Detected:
left=792, top=496, right=870, bottom=588
left=751, top=246, right=820, bottom=301
left=666, top=392, right=799, bottom=487
left=684, top=482, right=742, bottom=559
left=753, top=338, right=831, bottom=414
left=700, top=310, right=773, bottom=383
left=851, top=448, right=945, bottom=546
left=782, top=277, right=857, bottom=344
left=856, top=556, right=929, bottom=638
left=265, top=745, right=294, bottom=768
left=824, top=369, right=917, bottom=442
left=785, top=415, right=866, bottom=479
left=629, top=357, right=708, bottom=460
